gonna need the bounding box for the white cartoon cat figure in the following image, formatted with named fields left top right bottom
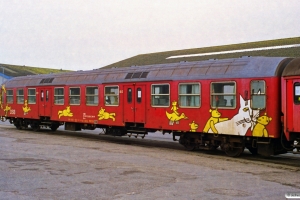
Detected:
left=210, top=95, right=260, bottom=136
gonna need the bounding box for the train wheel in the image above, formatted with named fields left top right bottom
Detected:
left=184, top=143, right=196, bottom=151
left=222, top=142, right=244, bottom=157
left=31, top=123, right=40, bottom=132
left=179, top=135, right=196, bottom=151
left=14, top=120, right=22, bottom=130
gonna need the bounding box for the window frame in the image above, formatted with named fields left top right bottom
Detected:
left=27, top=88, right=36, bottom=104
left=178, top=82, right=201, bottom=108
left=210, top=81, right=236, bottom=109
left=250, top=80, right=266, bottom=109
left=151, top=83, right=170, bottom=107
left=104, top=85, right=119, bottom=106
left=69, top=87, right=81, bottom=105
left=295, top=82, right=300, bottom=105
left=6, top=89, right=13, bottom=104
left=86, top=86, right=99, bottom=106
left=54, top=87, right=65, bottom=105
left=17, top=88, right=24, bottom=104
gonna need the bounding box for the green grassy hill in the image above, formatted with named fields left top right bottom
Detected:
left=103, top=37, right=300, bottom=69
left=0, top=64, right=70, bottom=77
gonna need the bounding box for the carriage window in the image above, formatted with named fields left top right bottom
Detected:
left=86, top=86, right=98, bottom=106
left=105, top=86, right=119, bottom=106
left=151, top=84, right=170, bottom=107
left=127, top=88, right=132, bottom=103
left=211, top=82, right=236, bottom=108
left=27, top=88, right=36, bottom=104
left=17, top=89, right=24, bottom=104
left=294, top=83, right=300, bottom=104
left=179, top=83, right=200, bottom=107
left=251, top=80, right=266, bottom=109
left=6, top=90, right=13, bottom=104
left=54, top=88, right=64, bottom=105
left=69, top=87, right=80, bottom=105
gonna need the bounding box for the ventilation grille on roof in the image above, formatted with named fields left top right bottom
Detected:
left=40, top=78, right=54, bottom=84
left=125, top=72, right=149, bottom=79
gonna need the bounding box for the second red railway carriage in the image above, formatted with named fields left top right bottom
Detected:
left=1, top=56, right=300, bottom=157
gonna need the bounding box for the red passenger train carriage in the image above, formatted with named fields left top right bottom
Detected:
left=0, top=56, right=299, bottom=157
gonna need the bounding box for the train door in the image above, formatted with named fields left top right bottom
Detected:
left=38, top=88, right=52, bottom=117
left=123, top=84, right=146, bottom=123
left=286, top=79, right=300, bottom=132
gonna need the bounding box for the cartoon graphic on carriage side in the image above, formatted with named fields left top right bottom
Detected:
left=58, top=106, right=73, bottom=118
left=203, top=108, right=228, bottom=134
left=98, top=107, right=116, bottom=121
left=189, top=121, right=199, bottom=132
left=1, top=85, right=6, bottom=94
left=4, top=105, right=11, bottom=117
left=0, top=84, right=6, bottom=109
left=166, top=100, right=188, bottom=125
left=22, top=100, right=31, bottom=115
left=211, top=96, right=260, bottom=135
left=252, top=113, right=272, bottom=137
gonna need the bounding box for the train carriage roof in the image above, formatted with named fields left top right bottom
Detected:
left=282, top=57, right=300, bottom=76
left=2, top=56, right=294, bottom=87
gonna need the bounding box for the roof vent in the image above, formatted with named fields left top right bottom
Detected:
left=125, top=72, right=149, bottom=79
left=40, top=78, right=54, bottom=84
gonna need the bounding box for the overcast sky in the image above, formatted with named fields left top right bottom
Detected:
left=0, top=0, right=299, bottom=71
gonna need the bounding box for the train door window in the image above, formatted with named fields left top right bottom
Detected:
left=151, top=84, right=170, bottom=107
left=137, top=88, right=142, bottom=103
left=6, top=90, right=13, bottom=104
left=69, top=87, right=80, bottom=105
left=86, top=86, right=99, bottom=106
left=105, top=86, right=119, bottom=106
left=46, top=90, right=49, bottom=102
left=179, top=83, right=200, bottom=107
left=41, top=90, right=44, bottom=101
left=294, top=83, right=300, bottom=104
left=27, top=88, right=36, bottom=104
left=127, top=88, right=132, bottom=103
left=54, top=88, right=64, bottom=105
left=251, top=80, right=266, bottom=109
left=211, top=82, right=236, bottom=108
left=17, top=89, right=24, bottom=104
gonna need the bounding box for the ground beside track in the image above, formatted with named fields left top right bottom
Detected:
left=0, top=122, right=299, bottom=200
